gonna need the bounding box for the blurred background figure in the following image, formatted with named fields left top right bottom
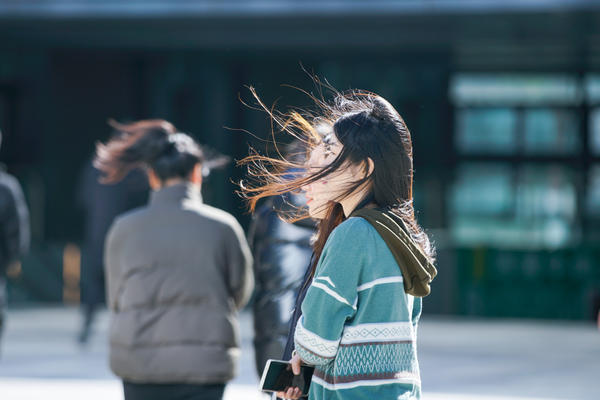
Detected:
left=96, top=120, right=253, bottom=400
left=0, top=129, right=29, bottom=352
left=76, top=146, right=149, bottom=344
left=248, top=140, right=316, bottom=376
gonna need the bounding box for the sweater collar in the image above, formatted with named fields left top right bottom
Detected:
left=149, top=182, right=203, bottom=206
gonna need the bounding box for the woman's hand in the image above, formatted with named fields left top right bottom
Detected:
left=275, top=352, right=303, bottom=399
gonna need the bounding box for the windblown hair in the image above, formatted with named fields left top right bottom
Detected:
left=94, top=119, right=205, bottom=184
left=239, top=87, right=435, bottom=274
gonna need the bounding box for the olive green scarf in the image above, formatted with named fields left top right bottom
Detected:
left=351, top=207, right=437, bottom=297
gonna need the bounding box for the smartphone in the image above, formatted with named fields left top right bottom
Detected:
left=259, top=359, right=315, bottom=397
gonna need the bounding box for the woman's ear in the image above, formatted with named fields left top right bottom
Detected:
left=365, top=157, right=375, bottom=177
left=147, top=169, right=162, bottom=190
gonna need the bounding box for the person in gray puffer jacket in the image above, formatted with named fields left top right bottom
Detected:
left=96, top=119, right=253, bottom=400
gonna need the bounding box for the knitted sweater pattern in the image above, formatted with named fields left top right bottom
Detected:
left=294, top=217, right=422, bottom=400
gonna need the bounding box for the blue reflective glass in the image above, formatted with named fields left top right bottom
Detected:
left=523, top=109, right=579, bottom=154
left=590, top=108, right=600, bottom=155
left=456, top=108, right=517, bottom=154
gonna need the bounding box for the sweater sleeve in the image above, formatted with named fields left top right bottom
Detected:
left=412, top=296, right=422, bottom=328
left=294, top=218, right=369, bottom=366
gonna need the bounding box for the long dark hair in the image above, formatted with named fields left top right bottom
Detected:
left=94, top=119, right=205, bottom=184
left=239, top=87, right=435, bottom=276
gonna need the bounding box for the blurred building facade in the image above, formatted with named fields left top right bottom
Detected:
left=0, top=0, right=599, bottom=319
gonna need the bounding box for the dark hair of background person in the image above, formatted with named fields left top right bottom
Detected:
left=94, top=119, right=205, bottom=184
left=239, top=86, right=435, bottom=279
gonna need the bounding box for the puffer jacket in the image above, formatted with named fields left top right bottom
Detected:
left=105, top=183, right=253, bottom=384
left=248, top=192, right=315, bottom=375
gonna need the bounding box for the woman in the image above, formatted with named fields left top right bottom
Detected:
left=96, top=119, right=254, bottom=400
left=241, top=90, right=436, bottom=399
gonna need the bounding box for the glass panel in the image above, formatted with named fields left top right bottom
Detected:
left=523, top=109, right=579, bottom=154
left=516, top=165, right=576, bottom=219
left=450, top=163, right=514, bottom=246
left=450, top=163, right=576, bottom=248
left=590, top=108, right=600, bottom=155
left=514, top=165, right=576, bottom=247
left=451, top=74, right=581, bottom=106
left=456, top=108, right=517, bottom=154
left=0, top=93, right=10, bottom=160
left=451, top=163, right=513, bottom=217
left=585, top=74, right=600, bottom=104
left=450, top=163, right=515, bottom=245
left=587, top=164, right=600, bottom=217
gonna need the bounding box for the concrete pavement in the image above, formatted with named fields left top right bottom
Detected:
left=0, top=306, right=598, bottom=399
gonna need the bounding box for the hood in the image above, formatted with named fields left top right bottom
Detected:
left=350, top=207, right=437, bottom=297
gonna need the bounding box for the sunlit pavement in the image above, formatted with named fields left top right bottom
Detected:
left=0, top=307, right=598, bottom=400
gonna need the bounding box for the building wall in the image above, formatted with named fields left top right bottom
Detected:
left=0, top=4, right=598, bottom=318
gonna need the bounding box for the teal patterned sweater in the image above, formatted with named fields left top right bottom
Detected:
left=294, top=217, right=422, bottom=400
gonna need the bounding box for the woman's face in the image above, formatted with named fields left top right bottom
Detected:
left=302, top=136, right=361, bottom=219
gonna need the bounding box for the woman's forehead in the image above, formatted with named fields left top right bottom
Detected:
left=307, top=146, right=327, bottom=163
left=310, top=140, right=341, bottom=160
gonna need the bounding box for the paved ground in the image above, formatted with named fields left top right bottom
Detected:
left=0, top=306, right=598, bottom=399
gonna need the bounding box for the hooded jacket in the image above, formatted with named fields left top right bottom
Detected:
left=293, top=215, right=435, bottom=400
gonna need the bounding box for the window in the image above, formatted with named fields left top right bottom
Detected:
left=523, top=109, right=579, bottom=154
left=585, top=74, right=600, bottom=104
left=451, top=163, right=513, bottom=216
left=586, top=75, right=600, bottom=155
left=456, top=109, right=517, bottom=154
left=450, top=163, right=576, bottom=248
left=515, top=165, right=576, bottom=247
left=590, top=108, right=600, bottom=155
left=450, top=74, right=586, bottom=248
left=456, top=107, right=580, bottom=155
left=450, top=163, right=515, bottom=246
left=450, top=74, right=580, bottom=106
left=587, top=164, right=600, bottom=217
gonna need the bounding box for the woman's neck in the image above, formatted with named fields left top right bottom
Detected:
left=340, top=185, right=373, bottom=217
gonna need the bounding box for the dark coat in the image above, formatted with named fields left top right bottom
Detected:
left=77, top=161, right=149, bottom=307
left=0, top=168, right=29, bottom=335
left=0, top=168, right=29, bottom=276
left=248, top=193, right=315, bottom=375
